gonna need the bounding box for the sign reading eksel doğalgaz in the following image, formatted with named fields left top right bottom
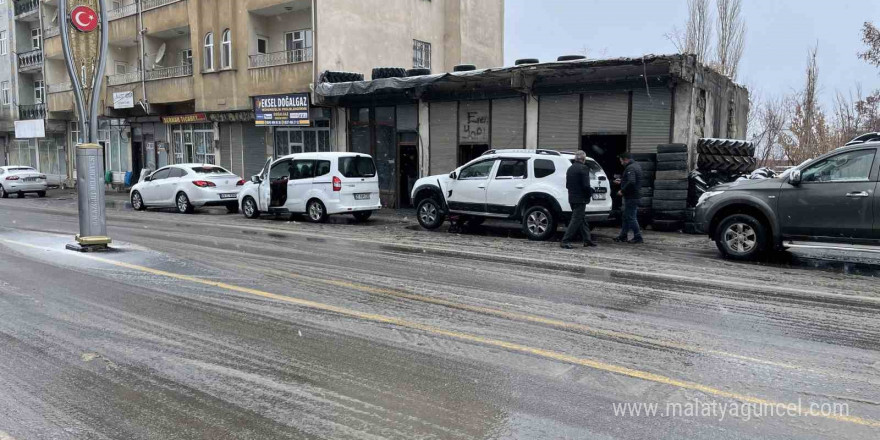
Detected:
left=254, top=93, right=310, bottom=126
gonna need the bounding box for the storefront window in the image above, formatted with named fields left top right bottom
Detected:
left=275, top=125, right=330, bottom=158
left=171, top=123, right=215, bottom=164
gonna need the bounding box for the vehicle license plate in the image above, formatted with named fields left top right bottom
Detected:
left=354, top=193, right=370, bottom=200
left=220, top=193, right=237, bottom=199
left=592, top=194, right=606, bottom=200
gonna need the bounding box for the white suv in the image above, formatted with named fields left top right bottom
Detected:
left=238, top=152, right=381, bottom=222
left=411, top=149, right=612, bottom=240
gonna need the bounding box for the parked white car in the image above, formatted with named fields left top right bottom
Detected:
left=411, top=149, right=612, bottom=241
left=238, top=152, right=381, bottom=223
left=0, top=166, right=48, bottom=198
left=130, top=164, right=244, bottom=214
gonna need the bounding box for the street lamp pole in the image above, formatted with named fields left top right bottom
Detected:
left=61, top=0, right=112, bottom=252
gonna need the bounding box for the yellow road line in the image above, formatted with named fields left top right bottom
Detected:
left=3, top=238, right=879, bottom=428
left=251, top=265, right=802, bottom=370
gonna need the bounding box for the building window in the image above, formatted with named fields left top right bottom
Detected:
left=257, top=36, right=268, bottom=55
left=203, top=32, right=214, bottom=71
left=31, top=28, right=41, bottom=50
left=413, top=40, right=431, bottom=69
left=114, top=62, right=127, bottom=75
left=221, top=29, right=231, bottom=68
left=181, top=49, right=193, bottom=66
left=1, top=81, right=9, bottom=105
left=0, top=31, right=7, bottom=56
left=34, top=80, right=44, bottom=103
left=285, top=30, right=312, bottom=62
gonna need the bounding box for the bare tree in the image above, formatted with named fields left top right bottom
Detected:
left=667, top=0, right=713, bottom=63
left=714, top=0, right=746, bottom=79
left=780, top=46, right=834, bottom=165
left=749, top=96, right=787, bottom=167
left=859, top=22, right=880, bottom=68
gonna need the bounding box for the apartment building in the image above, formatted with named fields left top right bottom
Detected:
left=0, top=0, right=504, bottom=185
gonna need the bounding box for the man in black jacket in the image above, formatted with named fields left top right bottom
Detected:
left=561, top=151, right=597, bottom=249
left=615, top=153, right=644, bottom=244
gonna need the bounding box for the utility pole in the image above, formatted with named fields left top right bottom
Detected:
left=60, top=0, right=111, bottom=252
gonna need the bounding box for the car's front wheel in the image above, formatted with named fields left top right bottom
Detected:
left=131, top=191, right=146, bottom=211
left=242, top=197, right=260, bottom=219
left=176, top=192, right=194, bottom=214
left=416, top=198, right=446, bottom=230
left=715, top=214, right=767, bottom=261
left=522, top=205, right=557, bottom=241
left=306, top=199, right=329, bottom=223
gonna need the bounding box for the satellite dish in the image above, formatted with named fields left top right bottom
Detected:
left=155, top=43, right=167, bottom=65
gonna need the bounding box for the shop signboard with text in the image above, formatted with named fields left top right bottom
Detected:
left=253, top=93, right=310, bottom=127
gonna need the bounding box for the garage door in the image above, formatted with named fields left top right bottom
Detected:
left=429, top=101, right=457, bottom=174
left=491, top=97, right=524, bottom=149
left=538, top=94, right=580, bottom=150
left=630, top=88, right=672, bottom=153
left=459, top=100, right=490, bottom=145
left=242, top=124, right=267, bottom=178
left=582, top=92, right=629, bottom=134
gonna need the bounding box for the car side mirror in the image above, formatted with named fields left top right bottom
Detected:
left=789, top=169, right=802, bottom=186
left=449, top=171, right=457, bottom=179
left=251, top=175, right=262, bottom=184
left=144, top=175, right=152, bottom=182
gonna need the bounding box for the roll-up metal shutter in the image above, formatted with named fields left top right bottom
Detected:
left=429, top=101, right=457, bottom=174
left=397, top=104, right=418, bottom=132
left=582, top=92, right=629, bottom=134
left=459, top=100, right=490, bottom=145
left=538, top=94, right=580, bottom=150
left=219, top=123, right=232, bottom=171
left=242, top=124, right=267, bottom=178
left=228, top=123, right=243, bottom=176
left=491, top=97, right=524, bottom=149
left=630, top=87, right=672, bottom=153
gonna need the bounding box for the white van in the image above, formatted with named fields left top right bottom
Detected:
left=237, top=152, right=381, bottom=222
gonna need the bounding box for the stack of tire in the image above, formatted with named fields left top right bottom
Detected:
left=320, top=70, right=364, bottom=83
left=652, top=144, right=689, bottom=232
left=371, top=67, right=408, bottom=80
left=696, top=139, right=757, bottom=176
left=631, top=153, right=656, bottom=224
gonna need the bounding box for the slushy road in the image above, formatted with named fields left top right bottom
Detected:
left=0, top=194, right=878, bottom=439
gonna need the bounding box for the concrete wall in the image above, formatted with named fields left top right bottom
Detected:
left=316, top=0, right=503, bottom=77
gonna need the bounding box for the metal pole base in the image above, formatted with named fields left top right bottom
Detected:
left=66, top=243, right=113, bottom=253
left=66, top=235, right=113, bottom=252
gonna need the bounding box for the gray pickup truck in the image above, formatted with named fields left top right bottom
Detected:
left=694, top=137, right=880, bottom=260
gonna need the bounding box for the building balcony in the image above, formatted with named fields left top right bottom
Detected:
left=44, top=26, right=60, bottom=39
left=108, top=63, right=193, bottom=86
left=19, top=103, right=46, bottom=120
left=18, top=49, right=43, bottom=72
left=249, top=48, right=313, bottom=69
left=107, top=2, right=138, bottom=21
left=14, top=0, right=39, bottom=20
left=48, top=82, right=73, bottom=93
left=142, top=0, right=185, bottom=11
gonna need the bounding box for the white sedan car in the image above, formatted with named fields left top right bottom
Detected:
left=130, top=164, right=244, bottom=214
left=0, top=166, right=48, bottom=198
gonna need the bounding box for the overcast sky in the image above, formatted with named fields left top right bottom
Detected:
left=504, top=0, right=880, bottom=106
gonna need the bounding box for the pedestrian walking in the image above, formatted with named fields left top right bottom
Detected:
left=561, top=151, right=597, bottom=249
left=614, top=153, right=644, bottom=244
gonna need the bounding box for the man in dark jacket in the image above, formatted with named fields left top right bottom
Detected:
left=561, top=151, right=597, bottom=249
left=614, top=153, right=644, bottom=244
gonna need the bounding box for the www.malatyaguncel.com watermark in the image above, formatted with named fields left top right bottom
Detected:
left=612, top=398, right=850, bottom=422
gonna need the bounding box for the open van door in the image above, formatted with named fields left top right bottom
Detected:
left=258, top=157, right=272, bottom=211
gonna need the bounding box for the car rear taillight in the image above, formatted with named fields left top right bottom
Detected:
left=236, top=179, right=245, bottom=186
left=192, top=180, right=216, bottom=188
left=332, top=176, right=342, bottom=192
left=5, top=176, right=19, bottom=181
